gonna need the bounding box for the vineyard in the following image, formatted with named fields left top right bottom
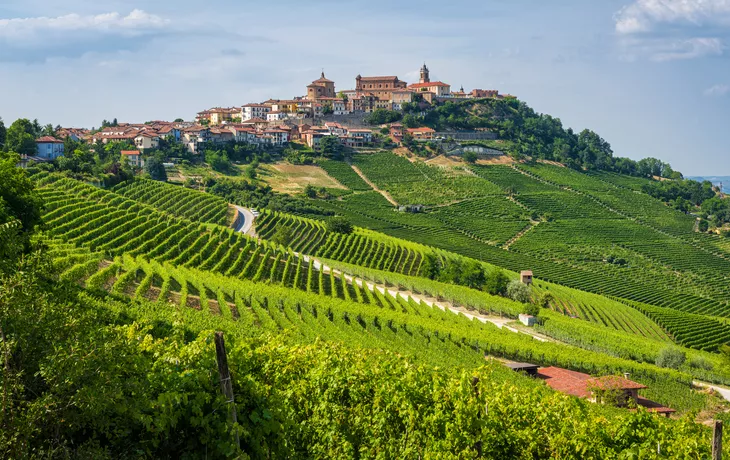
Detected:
left=110, top=178, right=231, bottom=225
left=48, top=237, right=718, bottom=413
left=299, top=160, right=730, bottom=325
left=18, top=166, right=730, bottom=456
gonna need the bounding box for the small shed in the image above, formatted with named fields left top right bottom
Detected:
left=520, top=270, right=533, bottom=285
left=519, top=314, right=537, bottom=327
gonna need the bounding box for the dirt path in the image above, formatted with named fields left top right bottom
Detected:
left=300, top=254, right=553, bottom=343
left=349, top=164, right=399, bottom=206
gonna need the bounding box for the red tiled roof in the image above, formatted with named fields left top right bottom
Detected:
left=587, top=375, right=647, bottom=391
left=408, top=81, right=450, bottom=88
left=537, top=367, right=593, bottom=398
left=406, top=127, right=435, bottom=133
left=121, top=150, right=141, bottom=156
left=358, top=76, right=400, bottom=81
left=36, top=136, right=63, bottom=143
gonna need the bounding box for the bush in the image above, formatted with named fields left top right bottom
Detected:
left=507, top=279, right=531, bottom=304
left=688, top=356, right=713, bottom=371
left=485, top=269, right=509, bottom=296
left=523, top=303, right=540, bottom=317
left=272, top=225, right=293, bottom=246
left=327, top=216, right=353, bottom=234
left=655, top=347, right=686, bottom=370
left=463, top=151, right=478, bottom=164
left=538, top=292, right=554, bottom=309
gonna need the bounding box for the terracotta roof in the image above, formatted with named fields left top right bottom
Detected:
left=36, top=136, right=63, bottom=143
left=537, top=367, right=593, bottom=398
left=521, top=270, right=533, bottom=276
left=586, top=375, right=647, bottom=391
left=406, top=127, right=435, bottom=133
left=121, top=150, right=141, bottom=156
left=408, top=81, right=450, bottom=88
left=358, top=76, right=400, bottom=81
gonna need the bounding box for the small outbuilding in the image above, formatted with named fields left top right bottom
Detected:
left=519, top=314, right=537, bottom=327
left=520, top=270, right=533, bottom=285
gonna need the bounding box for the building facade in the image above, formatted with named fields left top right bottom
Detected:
left=35, top=136, right=65, bottom=160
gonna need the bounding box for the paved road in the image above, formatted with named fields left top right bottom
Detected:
left=694, top=381, right=730, bottom=402
left=233, top=206, right=256, bottom=236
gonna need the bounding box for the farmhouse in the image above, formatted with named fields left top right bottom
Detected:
left=537, top=366, right=675, bottom=417
left=35, top=136, right=65, bottom=160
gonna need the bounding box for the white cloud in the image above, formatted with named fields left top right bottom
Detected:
left=704, top=83, right=730, bottom=96
left=615, top=0, right=730, bottom=34
left=0, top=10, right=167, bottom=39
left=0, top=10, right=170, bottom=61
left=651, top=37, right=725, bottom=61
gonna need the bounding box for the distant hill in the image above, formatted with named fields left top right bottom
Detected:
left=687, top=176, right=730, bottom=192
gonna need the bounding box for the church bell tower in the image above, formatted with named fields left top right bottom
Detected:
left=419, top=63, right=430, bottom=84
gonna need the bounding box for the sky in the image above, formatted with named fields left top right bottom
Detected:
left=1, top=0, right=729, bottom=175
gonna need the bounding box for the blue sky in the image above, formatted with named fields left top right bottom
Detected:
left=1, top=0, right=729, bottom=175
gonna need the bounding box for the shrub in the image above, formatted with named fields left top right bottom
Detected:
left=485, top=269, right=509, bottom=296
left=655, top=347, right=686, bottom=370
left=272, top=226, right=293, bottom=246
left=507, top=279, right=531, bottom=304
left=463, top=151, right=478, bottom=164
left=327, top=216, right=353, bottom=234
left=698, top=219, right=709, bottom=232
left=688, top=356, right=713, bottom=371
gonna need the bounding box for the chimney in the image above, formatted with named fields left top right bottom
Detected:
left=623, top=372, right=630, bottom=380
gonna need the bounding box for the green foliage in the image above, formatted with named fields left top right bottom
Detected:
left=326, top=216, right=353, bottom=234
left=463, top=151, right=478, bottom=163
left=0, top=117, right=6, bottom=148
left=364, top=109, right=402, bottom=125
left=0, top=152, right=42, bottom=233
left=485, top=269, right=510, bottom=296
left=272, top=225, right=293, bottom=246
left=319, top=135, right=343, bottom=159
left=656, top=347, right=687, bottom=370
left=5, top=118, right=38, bottom=155
left=507, top=279, right=531, bottom=304
left=205, top=149, right=233, bottom=172
left=144, top=155, right=167, bottom=181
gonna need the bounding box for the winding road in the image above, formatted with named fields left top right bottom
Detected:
left=233, top=205, right=257, bottom=237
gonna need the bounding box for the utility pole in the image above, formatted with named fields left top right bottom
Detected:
left=214, top=332, right=240, bottom=450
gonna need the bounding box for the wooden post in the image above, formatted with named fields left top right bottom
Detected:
left=713, top=420, right=723, bottom=460
left=214, top=332, right=240, bottom=450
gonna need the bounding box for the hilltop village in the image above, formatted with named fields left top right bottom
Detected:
left=25, top=64, right=509, bottom=164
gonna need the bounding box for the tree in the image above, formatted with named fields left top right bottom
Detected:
left=461, top=260, right=486, bottom=289
left=144, top=155, right=167, bottom=181
left=174, top=118, right=184, bottom=123
left=0, top=117, right=6, bottom=149
left=463, top=151, right=478, bottom=164
left=418, top=253, right=441, bottom=280
left=304, top=184, right=317, bottom=198
left=655, top=347, right=686, bottom=370
left=401, top=114, right=420, bottom=129
left=322, top=102, right=333, bottom=115
left=0, top=152, right=42, bottom=233
left=272, top=225, right=293, bottom=246
left=5, top=119, right=37, bottom=155
left=507, top=280, right=531, bottom=304
left=326, top=216, right=353, bottom=234
left=245, top=164, right=257, bottom=180
left=485, top=269, right=510, bottom=296
left=205, top=149, right=232, bottom=173
left=319, top=136, right=343, bottom=160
